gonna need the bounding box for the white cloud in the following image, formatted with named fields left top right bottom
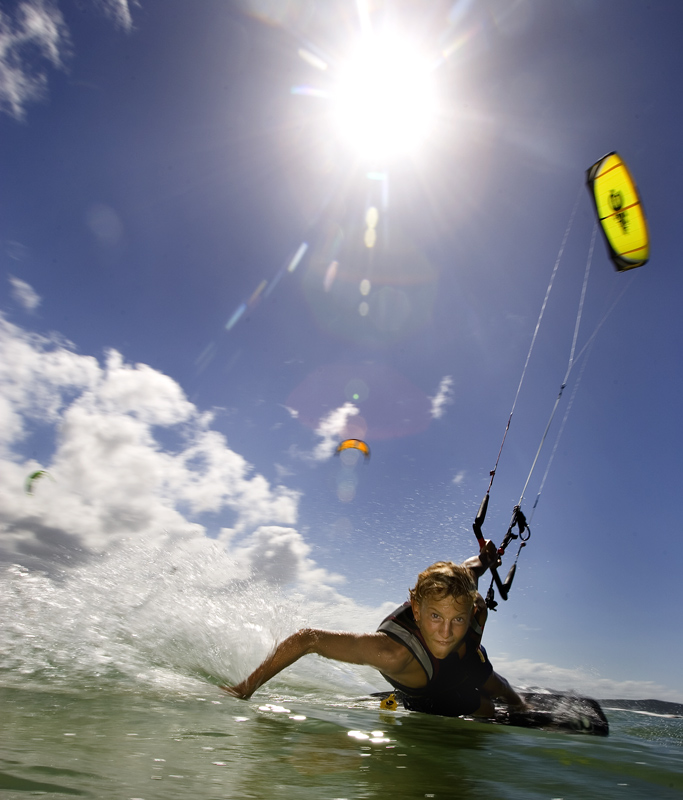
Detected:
left=311, top=402, right=359, bottom=461
left=6, top=241, right=30, bottom=261
left=494, top=656, right=683, bottom=703
left=96, top=0, right=134, bottom=30
left=96, top=349, right=195, bottom=425
left=0, top=315, right=302, bottom=580
left=429, top=375, right=454, bottom=419
left=290, top=402, right=360, bottom=463
left=452, top=470, right=466, bottom=485
left=9, top=275, right=41, bottom=311
left=0, top=316, right=99, bottom=450
left=0, top=0, right=67, bottom=118
left=0, top=0, right=133, bottom=119
left=228, top=525, right=345, bottom=598
left=274, top=462, right=295, bottom=480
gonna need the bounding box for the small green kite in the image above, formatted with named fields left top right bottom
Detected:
left=25, top=470, right=52, bottom=495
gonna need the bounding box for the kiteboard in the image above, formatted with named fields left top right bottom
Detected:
left=371, top=690, right=609, bottom=736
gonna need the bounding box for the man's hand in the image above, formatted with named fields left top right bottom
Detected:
left=219, top=682, right=251, bottom=699
left=462, top=540, right=501, bottom=582
left=482, top=671, right=527, bottom=710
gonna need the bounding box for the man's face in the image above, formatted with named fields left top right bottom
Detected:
left=411, top=594, right=473, bottom=659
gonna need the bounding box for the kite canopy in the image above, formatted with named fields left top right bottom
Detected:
left=25, top=469, right=51, bottom=495
left=586, top=151, right=649, bottom=271
left=335, top=439, right=370, bottom=459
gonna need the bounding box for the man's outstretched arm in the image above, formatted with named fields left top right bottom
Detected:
left=222, top=629, right=413, bottom=699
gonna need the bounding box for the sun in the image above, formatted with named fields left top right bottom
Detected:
left=331, top=35, right=437, bottom=161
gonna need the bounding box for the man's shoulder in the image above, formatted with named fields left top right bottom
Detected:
left=375, top=631, right=422, bottom=672
left=377, top=601, right=415, bottom=630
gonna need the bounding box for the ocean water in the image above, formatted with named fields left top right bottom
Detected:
left=1, top=544, right=682, bottom=800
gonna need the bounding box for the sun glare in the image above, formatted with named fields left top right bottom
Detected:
left=332, top=36, right=437, bottom=160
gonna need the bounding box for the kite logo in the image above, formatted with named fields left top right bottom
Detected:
left=609, top=189, right=629, bottom=233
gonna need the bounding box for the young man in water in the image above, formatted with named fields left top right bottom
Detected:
left=223, top=542, right=524, bottom=717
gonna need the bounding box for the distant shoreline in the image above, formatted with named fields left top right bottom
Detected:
left=600, top=698, right=683, bottom=717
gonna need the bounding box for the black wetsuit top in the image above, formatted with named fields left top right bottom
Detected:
left=377, top=602, right=493, bottom=717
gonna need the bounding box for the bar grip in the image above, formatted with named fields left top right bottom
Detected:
left=472, top=494, right=489, bottom=547
left=503, top=563, right=516, bottom=591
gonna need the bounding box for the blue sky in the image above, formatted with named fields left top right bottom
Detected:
left=2, top=0, right=683, bottom=702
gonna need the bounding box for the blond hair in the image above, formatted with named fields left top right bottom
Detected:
left=409, top=561, right=478, bottom=607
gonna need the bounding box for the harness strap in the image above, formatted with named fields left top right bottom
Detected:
left=378, top=608, right=434, bottom=681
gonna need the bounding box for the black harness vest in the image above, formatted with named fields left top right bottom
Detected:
left=377, top=602, right=493, bottom=716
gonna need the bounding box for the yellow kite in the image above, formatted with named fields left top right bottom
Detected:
left=586, top=152, right=649, bottom=271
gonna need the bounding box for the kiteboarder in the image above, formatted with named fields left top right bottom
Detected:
left=222, top=542, right=525, bottom=717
